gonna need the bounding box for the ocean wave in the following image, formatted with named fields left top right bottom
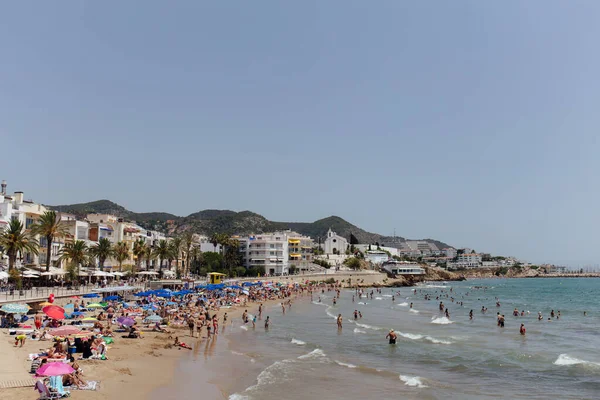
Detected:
left=382, top=295, right=393, bottom=297
left=356, top=322, right=382, bottom=330
left=397, top=302, right=409, bottom=307
left=312, top=301, right=327, bottom=306
left=398, top=332, right=423, bottom=340
left=233, top=359, right=296, bottom=397
left=291, top=338, right=306, bottom=345
left=431, top=317, right=453, bottom=325
left=554, top=354, right=600, bottom=367
left=358, top=302, right=368, bottom=305
left=399, top=375, right=428, bottom=388
left=354, top=328, right=367, bottom=334
left=409, top=309, right=419, bottom=314
left=326, top=309, right=338, bottom=319
left=419, top=284, right=449, bottom=289
left=231, top=350, right=246, bottom=356
left=425, top=336, right=453, bottom=344
left=375, top=297, right=383, bottom=300
left=335, top=360, right=357, bottom=369
left=298, top=349, right=327, bottom=360
left=240, top=325, right=249, bottom=331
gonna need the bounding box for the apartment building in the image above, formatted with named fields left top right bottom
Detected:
left=238, top=231, right=314, bottom=276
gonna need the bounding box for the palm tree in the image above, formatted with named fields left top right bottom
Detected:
left=210, top=233, right=220, bottom=252
left=169, top=236, right=183, bottom=276
left=132, top=239, right=146, bottom=272
left=31, top=210, right=68, bottom=272
left=153, top=239, right=170, bottom=273
left=144, top=243, right=155, bottom=270
left=59, top=240, right=88, bottom=278
left=224, top=238, right=240, bottom=276
left=90, top=238, right=113, bottom=270
left=182, top=231, right=194, bottom=276
left=0, top=219, right=39, bottom=270
left=113, top=241, right=130, bottom=272
left=190, top=245, right=202, bottom=275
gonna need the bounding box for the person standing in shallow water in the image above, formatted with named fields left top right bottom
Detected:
left=520, top=323, right=526, bottom=335
left=386, top=329, right=397, bottom=344
left=337, top=314, right=343, bottom=329
left=264, top=316, right=270, bottom=329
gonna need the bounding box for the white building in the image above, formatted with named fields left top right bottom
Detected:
left=401, top=241, right=440, bottom=256
left=365, top=250, right=389, bottom=265
left=323, top=228, right=349, bottom=255
left=238, top=231, right=313, bottom=276
left=442, top=248, right=457, bottom=259
left=355, top=244, right=399, bottom=257
left=382, top=260, right=425, bottom=275
left=448, top=253, right=482, bottom=269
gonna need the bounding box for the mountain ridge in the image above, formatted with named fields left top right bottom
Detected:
left=49, top=200, right=453, bottom=249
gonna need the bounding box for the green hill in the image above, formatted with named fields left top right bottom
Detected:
left=49, top=200, right=452, bottom=249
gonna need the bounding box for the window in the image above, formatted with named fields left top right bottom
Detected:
left=39, top=237, right=48, bottom=247
left=26, top=218, right=34, bottom=229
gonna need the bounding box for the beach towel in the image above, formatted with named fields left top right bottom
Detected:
left=49, top=375, right=70, bottom=396
left=71, top=381, right=98, bottom=391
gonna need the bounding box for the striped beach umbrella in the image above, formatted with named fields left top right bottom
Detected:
left=0, top=303, right=30, bottom=314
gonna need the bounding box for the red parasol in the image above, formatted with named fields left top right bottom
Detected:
left=42, top=305, right=65, bottom=320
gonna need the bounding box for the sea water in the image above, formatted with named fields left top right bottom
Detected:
left=193, top=278, right=600, bottom=399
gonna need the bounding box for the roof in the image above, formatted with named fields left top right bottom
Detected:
left=208, top=272, right=226, bottom=276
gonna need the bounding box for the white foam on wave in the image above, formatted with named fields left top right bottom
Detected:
left=240, top=325, right=249, bottom=331
left=375, top=297, right=383, bottom=300
left=382, top=294, right=393, bottom=297
left=231, top=350, right=246, bottom=356
left=554, top=354, right=600, bottom=367
left=231, top=359, right=296, bottom=398
left=291, top=338, right=306, bottom=345
left=425, top=336, right=453, bottom=344
left=431, top=317, right=453, bottom=325
left=356, top=322, right=381, bottom=330
left=409, top=309, right=419, bottom=314
left=419, top=284, right=449, bottom=289
left=399, top=375, right=428, bottom=388
left=325, top=308, right=337, bottom=319
left=335, top=360, right=357, bottom=368
left=398, top=332, right=423, bottom=340
left=358, top=302, right=368, bottom=305
left=397, top=302, right=409, bottom=307
left=298, top=349, right=327, bottom=360
left=353, top=328, right=367, bottom=334
left=312, top=301, right=327, bottom=306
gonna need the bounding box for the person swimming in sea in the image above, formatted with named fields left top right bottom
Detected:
left=538, top=312, right=543, bottom=321
left=410, top=302, right=413, bottom=309
left=520, top=323, right=526, bottom=335
left=469, top=310, right=473, bottom=320
left=337, top=314, right=343, bottom=329
left=551, top=310, right=555, bottom=318
left=359, top=311, right=363, bottom=319
left=264, top=316, right=270, bottom=329
left=333, top=298, right=337, bottom=306
left=445, top=308, right=450, bottom=319
left=354, top=310, right=358, bottom=320
left=386, top=329, right=397, bottom=344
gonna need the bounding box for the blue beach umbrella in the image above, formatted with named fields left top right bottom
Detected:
left=82, top=293, right=100, bottom=298
left=104, top=295, right=120, bottom=301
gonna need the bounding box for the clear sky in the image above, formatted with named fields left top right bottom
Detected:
left=1, top=2, right=599, bottom=267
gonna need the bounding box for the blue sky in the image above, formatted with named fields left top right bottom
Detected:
left=1, top=2, right=599, bottom=266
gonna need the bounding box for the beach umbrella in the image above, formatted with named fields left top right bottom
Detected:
left=38, top=301, right=54, bottom=307
left=134, top=291, right=150, bottom=297
left=86, top=303, right=104, bottom=309
left=117, top=316, right=136, bottom=327
left=104, top=295, right=120, bottom=301
left=36, top=362, right=75, bottom=377
left=63, top=304, right=74, bottom=309
left=81, top=317, right=97, bottom=322
left=71, top=311, right=85, bottom=317
left=82, top=293, right=100, bottom=298
left=242, top=290, right=249, bottom=295
left=144, top=315, right=162, bottom=323
left=42, top=305, right=65, bottom=320
left=0, top=303, right=30, bottom=314
left=70, top=296, right=80, bottom=299
left=50, top=326, right=82, bottom=336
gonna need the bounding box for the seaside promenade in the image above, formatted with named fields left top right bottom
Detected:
left=0, top=285, right=144, bottom=305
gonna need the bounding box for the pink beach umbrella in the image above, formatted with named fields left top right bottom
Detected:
left=36, top=362, right=75, bottom=377
left=49, top=326, right=82, bottom=336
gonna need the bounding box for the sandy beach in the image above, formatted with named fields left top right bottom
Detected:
left=0, top=294, right=284, bottom=400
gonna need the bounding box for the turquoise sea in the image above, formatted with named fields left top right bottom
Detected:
left=172, top=278, right=600, bottom=399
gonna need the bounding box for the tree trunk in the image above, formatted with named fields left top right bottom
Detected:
left=46, top=235, right=52, bottom=272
